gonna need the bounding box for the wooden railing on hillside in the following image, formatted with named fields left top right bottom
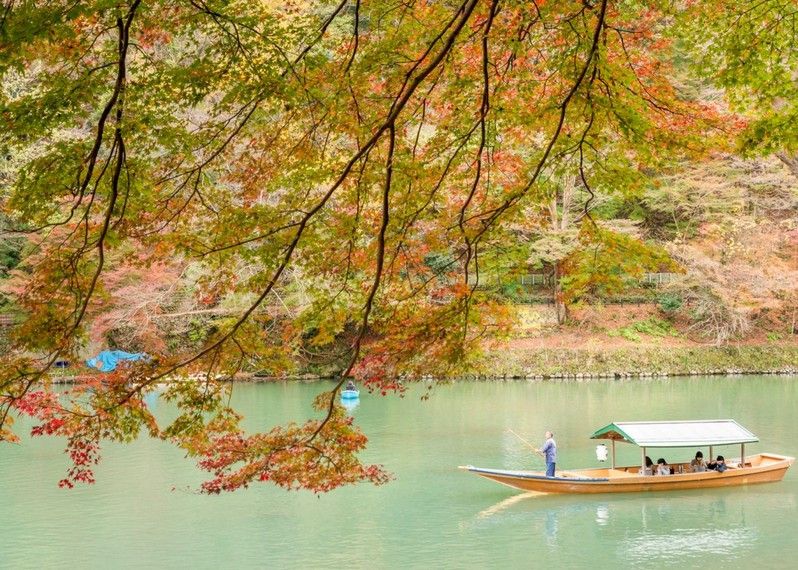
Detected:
left=468, top=272, right=679, bottom=288
left=0, top=272, right=682, bottom=326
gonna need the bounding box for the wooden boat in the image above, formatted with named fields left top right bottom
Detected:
left=460, top=420, right=794, bottom=494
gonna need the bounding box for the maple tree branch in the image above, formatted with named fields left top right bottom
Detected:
left=468, top=0, right=609, bottom=241
left=0, top=1, right=14, bottom=32
left=63, top=0, right=140, bottom=345
left=344, top=0, right=361, bottom=74
left=458, top=0, right=499, bottom=266
left=0, top=0, right=142, bottom=436
left=293, top=0, right=350, bottom=67
left=96, top=0, right=483, bottom=439
left=312, top=122, right=396, bottom=441
left=577, top=108, right=599, bottom=229
left=105, top=0, right=481, bottom=405
left=457, top=0, right=500, bottom=339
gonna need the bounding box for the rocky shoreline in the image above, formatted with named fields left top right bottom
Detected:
left=47, top=344, right=798, bottom=383
left=458, top=368, right=798, bottom=381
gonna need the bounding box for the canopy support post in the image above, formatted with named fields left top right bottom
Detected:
left=611, top=439, right=616, bottom=469
left=709, top=445, right=714, bottom=462
left=642, top=447, right=647, bottom=474
left=741, top=443, right=745, bottom=468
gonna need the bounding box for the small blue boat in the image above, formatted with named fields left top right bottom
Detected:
left=341, top=389, right=360, bottom=400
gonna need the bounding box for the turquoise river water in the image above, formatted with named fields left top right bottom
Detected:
left=1, top=375, right=797, bottom=569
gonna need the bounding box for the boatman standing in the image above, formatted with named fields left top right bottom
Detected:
left=538, top=431, right=557, bottom=477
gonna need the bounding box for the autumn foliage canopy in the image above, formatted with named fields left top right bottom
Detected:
left=0, top=0, right=790, bottom=491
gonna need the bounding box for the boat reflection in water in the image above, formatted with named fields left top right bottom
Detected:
left=340, top=396, right=359, bottom=412
left=467, top=488, right=795, bottom=564
left=621, top=496, right=757, bottom=564
left=595, top=503, right=609, bottom=526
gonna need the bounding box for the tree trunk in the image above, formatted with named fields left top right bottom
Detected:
left=550, top=175, right=574, bottom=325
left=553, top=262, right=567, bottom=325
left=776, top=152, right=798, bottom=180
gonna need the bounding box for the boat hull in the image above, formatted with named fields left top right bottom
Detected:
left=462, top=453, right=794, bottom=494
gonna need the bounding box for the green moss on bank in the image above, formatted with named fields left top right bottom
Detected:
left=477, top=345, right=798, bottom=378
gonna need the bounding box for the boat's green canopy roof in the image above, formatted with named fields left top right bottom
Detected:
left=590, top=420, right=759, bottom=448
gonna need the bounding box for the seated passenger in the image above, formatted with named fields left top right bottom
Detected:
left=656, top=458, right=671, bottom=475
left=639, top=456, right=654, bottom=476
left=690, top=451, right=707, bottom=472
left=345, top=380, right=356, bottom=391
left=707, top=455, right=728, bottom=473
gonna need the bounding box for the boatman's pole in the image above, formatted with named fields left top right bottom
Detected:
left=506, top=428, right=544, bottom=458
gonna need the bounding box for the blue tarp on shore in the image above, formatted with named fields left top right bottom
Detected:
left=86, top=350, right=148, bottom=373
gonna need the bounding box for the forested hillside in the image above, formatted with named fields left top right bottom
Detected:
left=507, top=154, right=798, bottom=345
left=7, top=152, right=793, bottom=361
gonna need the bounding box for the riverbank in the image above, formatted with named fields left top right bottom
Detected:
left=263, top=343, right=798, bottom=381
left=47, top=344, right=797, bottom=383
left=463, top=303, right=798, bottom=380
left=21, top=301, right=798, bottom=383
left=476, top=344, right=798, bottom=380
left=44, top=342, right=798, bottom=384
